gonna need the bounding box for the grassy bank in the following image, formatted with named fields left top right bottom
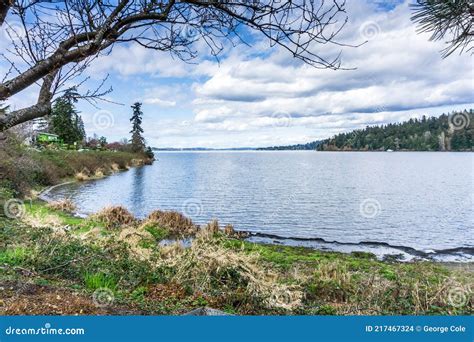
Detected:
left=0, top=135, right=153, bottom=198
left=1, top=201, right=472, bottom=315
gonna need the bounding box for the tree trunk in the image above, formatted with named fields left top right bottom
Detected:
left=0, top=70, right=58, bottom=131
left=0, top=0, right=10, bottom=26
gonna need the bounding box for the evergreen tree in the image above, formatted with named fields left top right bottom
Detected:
left=411, top=0, right=473, bottom=58
left=99, top=136, right=107, bottom=147
left=77, top=116, right=86, bottom=142
left=129, top=102, right=146, bottom=153
left=50, top=89, right=85, bottom=144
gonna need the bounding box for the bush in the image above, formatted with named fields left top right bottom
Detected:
left=0, top=134, right=149, bottom=195
left=92, top=206, right=135, bottom=230
left=145, top=210, right=197, bottom=237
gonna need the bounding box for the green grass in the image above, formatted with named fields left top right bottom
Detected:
left=0, top=247, right=29, bottom=266
left=25, top=200, right=106, bottom=233
left=144, top=224, right=169, bottom=241
left=1, top=201, right=472, bottom=316
left=83, top=272, right=117, bottom=291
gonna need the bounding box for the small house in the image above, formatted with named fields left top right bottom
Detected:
left=36, top=132, right=61, bottom=144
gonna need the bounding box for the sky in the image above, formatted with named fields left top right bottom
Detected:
left=3, top=0, right=474, bottom=148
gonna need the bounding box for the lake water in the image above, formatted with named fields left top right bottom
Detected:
left=47, top=151, right=474, bottom=261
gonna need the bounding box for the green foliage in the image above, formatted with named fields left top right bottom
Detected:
left=313, top=304, right=338, bottom=315
left=130, top=102, right=146, bottom=153
left=318, top=111, right=473, bottom=151
left=130, top=286, right=148, bottom=301
left=0, top=136, right=147, bottom=195
left=258, top=141, right=321, bottom=151
left=0, top=247, right=29, bottom=266
left=98, top=136, right=108, bottom=147
left=145, top=146, right=155, bottom=159
left=144, top=224, right=169, bottom=241
left=83, top=272, right=117, bottom=290
left=50, top=89, right=85, bottom=144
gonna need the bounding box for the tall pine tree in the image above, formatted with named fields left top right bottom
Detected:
left=50, top=89, right=85, bottom=144
left=130, top=102, right=146, bottom=153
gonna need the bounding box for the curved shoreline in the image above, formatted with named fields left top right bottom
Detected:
left=41, top=176, right=473, bottom=263
left=37, top=181, right=77, bottom=202
left=247, top=232, right=474, bottom=262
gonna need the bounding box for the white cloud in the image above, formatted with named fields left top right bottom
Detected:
left=6, top=0, right=471, bottom=149
left=143, top=97, right=176, bottom=107
left=179, top=0, right=473, bottom=149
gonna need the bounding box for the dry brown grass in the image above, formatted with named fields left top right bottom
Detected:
left=117, top=226, right=155, bottom=260
left=92, top=206, right=135, bottom=230
left=75, top=171, right=89, bottom=181
left=223, top=224, right=235, bottom=236
left=145, top=210, right=197, bottom=236
left=23, top=213, right=63, bottom=229
left=159, top=232, right=303, bottom=310
left=47, top=199, right=76, bottom=213
left=94, top=168, right=106, bottom=178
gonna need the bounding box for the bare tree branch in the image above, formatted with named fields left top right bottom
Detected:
left=1, top=0, right=352, bottom=131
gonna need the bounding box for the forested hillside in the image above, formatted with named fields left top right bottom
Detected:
left=317, top=111, right=472, bottom=151
left=258, top=141, right=321, bottom=150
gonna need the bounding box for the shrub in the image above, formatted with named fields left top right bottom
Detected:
left=0, top=134, right=149, bottom=196
left=145, top=210, right=197, bottom=237
left=92, top=206, right=135, bottom=230
left=159, top=235, right=303, bottom=311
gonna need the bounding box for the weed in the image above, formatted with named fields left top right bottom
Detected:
left=83, top=272, right=117, bottom=290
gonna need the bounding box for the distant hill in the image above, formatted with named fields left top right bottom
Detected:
left=317, top=110, right=473, bottom=151
left=257, top=140, right=322, bottom=150
left=260, top=110, right=473, bottom=152
left=152, top=147, right=257, bottom=151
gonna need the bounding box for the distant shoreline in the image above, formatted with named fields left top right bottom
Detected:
left=152, top=148, right=473, bottom=152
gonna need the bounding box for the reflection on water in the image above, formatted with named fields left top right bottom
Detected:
left=48, top=151, right=474, bottom=258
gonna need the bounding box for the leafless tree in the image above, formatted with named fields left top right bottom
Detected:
left=0, top=0, right=351, bottom=131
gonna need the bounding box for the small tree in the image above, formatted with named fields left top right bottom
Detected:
left=50, top=89, right=85, bottom=144
left=99, top=136, right=108, bottom=148
left=130, top=102, right=146, bottom=153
